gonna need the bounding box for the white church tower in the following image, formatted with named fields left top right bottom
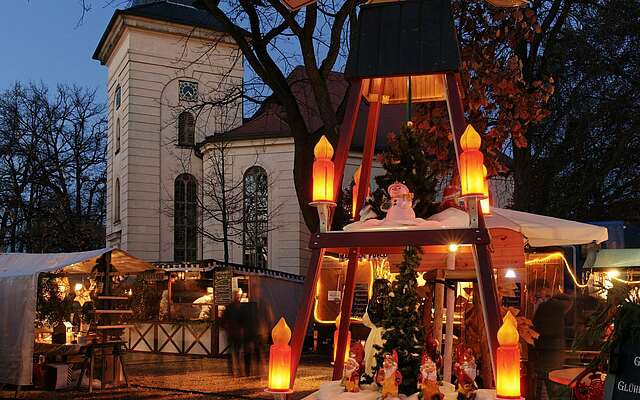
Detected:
left=93, top=0, right=243, bottom=262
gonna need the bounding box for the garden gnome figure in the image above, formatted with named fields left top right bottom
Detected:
left=418, top=353, right=444, bottom=400
left=454, top=345, right=478, bottom=399
left=343, top=352, right=361, bottom=393
left=456, top=372, right=478, bottom=400
left=375, top=350, right=402, bottom=399
left=457, top=346, right=477, bottom=382
left=350, top=341, right=366, bottom=374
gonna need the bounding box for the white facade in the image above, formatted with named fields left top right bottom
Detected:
left=96, top=7, right=243, bottom=262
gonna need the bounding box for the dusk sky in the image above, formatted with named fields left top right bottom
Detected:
left=0, top=1, right=121, bottom=103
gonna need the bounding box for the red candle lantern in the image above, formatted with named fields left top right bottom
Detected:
left=351, top=166, right=370, bottom=219
left=496, top=311, right=521, bottom=399
left=310, top=135, right=336, bottom=232
left=459, top=125, right=486, bottom=199
left=480, top=165, right=491, bottom=215
left=267, top=317, right=293, bottom=393
left=312, top=135, right=335, bottom=203
left=352, top=165, right=361, bottom=219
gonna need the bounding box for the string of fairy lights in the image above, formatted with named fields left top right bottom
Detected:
left=524, top=252, right=640, bottom=288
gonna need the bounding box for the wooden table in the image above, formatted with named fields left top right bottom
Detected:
left=549, top=367, right=586, bottom=386
left=548, top=367, right=607, bottom=386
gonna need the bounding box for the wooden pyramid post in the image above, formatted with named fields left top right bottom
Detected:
left=332, top=78, right=386, bottom=379
left=289, top=80, right=364, bottom=389
left=444, top=72, right=501, bottom=375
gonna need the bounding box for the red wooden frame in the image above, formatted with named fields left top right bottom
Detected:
left=288, top=74, right=501, bottom=391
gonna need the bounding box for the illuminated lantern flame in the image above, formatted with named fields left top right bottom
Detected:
left=481, top=165, right=491, bottom=215
left=268, top=317, right=292, bottom=392
left=496, top=311, right=521, bottom=399
left=351, top=166, right=369, bottom=219
left=459, top=125, right=486, bottom=198
left=312, top=135, right=335, bottom=203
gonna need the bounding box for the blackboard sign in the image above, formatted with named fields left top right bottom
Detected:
left=214, top=268, right=233, bottom=306
left=502, top=282, right=522, bottom=309
left=604, top=342, right=640, bottom=399
left=351, top=283, right=370, bottom=318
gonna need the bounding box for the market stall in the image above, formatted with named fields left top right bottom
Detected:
left=0, top=248, right=155, bottom=387
left=585, top=248, right=640, bottom=288
left=123, top=260, right=303, bottom=357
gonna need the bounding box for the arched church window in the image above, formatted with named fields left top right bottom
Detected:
left=115, top=85, right=121, bottom=109
left=174, top=173, right=197, bottom=262
left=115, top=118, right=121, bottom=153
left=114, top=178, right=121, bottom=224
left=243, top=166, right=268, bottom=268
left=178, top=111, right=195, bottom=146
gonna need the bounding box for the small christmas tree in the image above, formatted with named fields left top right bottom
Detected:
left=373, top=122, right=440, bottom=219
left=375, top=245, right=425, bottom=394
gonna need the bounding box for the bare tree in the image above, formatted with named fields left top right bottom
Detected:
left=198, top=135, right=282, bottom=266
left=193, top=0, right=363, bottom=231
left=0, top=82, right=107, bottom=252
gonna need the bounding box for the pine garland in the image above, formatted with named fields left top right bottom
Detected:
left=374, top=245, right=425, bottom=394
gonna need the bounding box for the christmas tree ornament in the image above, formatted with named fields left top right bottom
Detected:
left=74, top=286, right=92, bottom=307
left=418, top=353, right=444, bottom=400
left=375, top=350, right=402, bottom=399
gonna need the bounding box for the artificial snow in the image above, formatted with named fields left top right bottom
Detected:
left=304, top=380, right=498, bottom=400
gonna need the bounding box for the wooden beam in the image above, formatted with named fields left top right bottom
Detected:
left=471, top=200, right=502, bottom=378
left=332, top=248, right=359, bottom=379
left=444, top=72, right=501, bottom=379
left=354, top=79, right=384, bottom=221
left=443, top=72, right=463, bottom=173
left=289, top=248, right=325, bottom=389
left=332, top=80, right=384, bottom=380
left=309, top=228, right=490, bottom=249
left=289, top=81, right=366, bottom=390
left=332, top=79, right=363, bottom=203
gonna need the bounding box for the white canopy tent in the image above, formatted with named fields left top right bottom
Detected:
left=0, top=248, right=155, bottom=386
left=588, top=248, right=640, bottom=269
left=427, top=207, right=609, bottom=247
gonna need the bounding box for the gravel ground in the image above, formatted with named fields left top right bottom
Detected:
left=0, top=353, right=331, bottom=400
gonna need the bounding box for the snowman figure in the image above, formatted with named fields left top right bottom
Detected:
left=384, top=182, right=417, bottom=223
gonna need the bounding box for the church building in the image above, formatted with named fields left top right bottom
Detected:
left=93, top=0, right=513, bottom=277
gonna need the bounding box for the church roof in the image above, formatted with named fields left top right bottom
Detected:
left=202, top=67, right=407, bottom=151
left=93, top=1, right=240, bottom=63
